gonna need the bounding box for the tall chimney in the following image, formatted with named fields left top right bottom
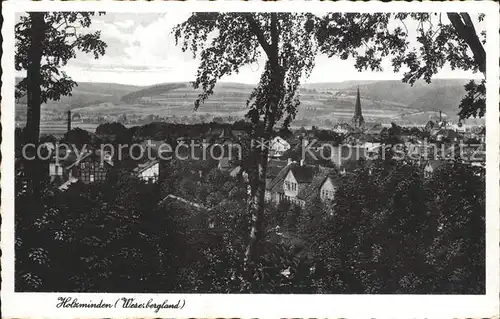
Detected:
left=439, top=110, right=442, bottom=123
left=67, top=110, right=71, bottom=132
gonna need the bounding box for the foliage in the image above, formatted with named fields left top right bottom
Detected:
left=300, top=160, right=485, bottom=293
left=317, top=13, right=487, bottom=120
left=15, top=147, right=485, bottom=293
left=458, top=79, right=486, bottom=119
left=62, top=127, right=93, bottom=149
left=95, top=122, right=127, bottom=136
left=174, top=13, right=318, bottom=129
left=15, top=12, right=107, bottom=104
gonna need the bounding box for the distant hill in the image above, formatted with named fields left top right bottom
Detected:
left=301, top=80, right=377, bottom=91
left=15, top=77, right=480, bottom=125
left=342, top=79, right=469, bottom=111
left=15, top=78, right=140, bottom=110
left=121, top=83, right=188, bottom=103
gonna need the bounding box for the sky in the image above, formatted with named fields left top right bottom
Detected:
left=17, top=12, right=483, bottom=86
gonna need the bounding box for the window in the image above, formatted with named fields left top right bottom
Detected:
left=286, top=182, right=297, bottom=191
left=424, top=170, right=432, bottom=179
left=90, top=174, right=95, bottom=182
left=322, top=189, right=334, bottom=200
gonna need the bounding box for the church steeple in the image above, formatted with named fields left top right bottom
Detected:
left=352, top=86, right=364, bottom=128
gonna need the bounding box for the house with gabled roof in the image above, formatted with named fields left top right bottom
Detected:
left=133, top=159, right=159, bottom=183
left=52, top=148, right=114, bottom=191
left=64, top=150, right=113, bottom=184
left=423, top=160, right=444, bottom=179
left=280, top=161, right=316, bottom=204
left=333, top=123, right=353, bottom=135
left=433, top=128, right=459, bottom=142
left=218, top=157, right=233, bottom=171
left=296, top=172, right=339, bottom=206
left=265, top=160, right=338, bottom=206
left=269, top=136, right=291, bottom=158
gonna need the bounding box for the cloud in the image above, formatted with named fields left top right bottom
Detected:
left=114, top=20, right=135, bottom=29
left=59, top=12, right=483, bottom=86
left=64, top=12, right=196, bottom=85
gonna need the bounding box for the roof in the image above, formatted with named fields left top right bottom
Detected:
left=232, top=129, right=248, bottom=137
left=58, top=151, right=79, bottom=168
left=141, top=139, right=165, bottom=147
left=133, top=159, right=159, bottom=173
left=58, top=177, right=79, bottom=191
left=290, top=164, right=316, bottom=183
left=297, top=170, right=337, bottom=201
left=267, top=163, right=291, bottom=191
left=65, top=150, right=113, bottom=169
left=433, top=128, right=459, bottom=138
left=267, top=159, right=289, bottom=178
left=207, top=127, right=234, bottom=139
left=218, top=158, right=232, bottom=170
left=365, top=127, right=385, bottom=135
left=267, top=162, right=317, bottom=192
left=334, top=123, right=353, bottom=130
left=330, top=145, right=366, bottom=166
left=425, top=160, right=444, bottom=171
left=159, top=194, right=209, bottom=212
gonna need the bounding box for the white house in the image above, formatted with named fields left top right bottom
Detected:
left=364, top=142, right=382, bottom=158
left=283, top=169, right=301, bottom=204
left=49, top=162, right=64, bottom=180
left=133, top=160, right=160, bottom=183
left=319, top=177, right=336, bottom=202
left=423, top=160, right=443, bottom=179
left=333, top=123, right=352, bottom=135
left=269, top=136, right=291, bottom=158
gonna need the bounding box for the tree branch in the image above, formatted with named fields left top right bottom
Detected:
left=243, top=14, right=272, bottom=58
left=271, top=12, right=279, bottom=63
left=270, top=13, right=279, bottom=61
left=399, top=17, right=409, bottom=35
left=447, top=12, right=486, bottom=76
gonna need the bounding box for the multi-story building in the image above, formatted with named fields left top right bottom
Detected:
left=66, top=151, right=112, bottom=184
left=265, top=160, right=338, bottom=206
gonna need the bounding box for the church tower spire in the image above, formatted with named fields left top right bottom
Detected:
left=352, top=86, right=364, bottom=128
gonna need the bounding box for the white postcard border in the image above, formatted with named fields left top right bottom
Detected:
left=1, top=1, right=499, bottom=318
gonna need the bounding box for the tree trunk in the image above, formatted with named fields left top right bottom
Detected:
left=26, top=12, right=45, bottom=145
left=243, top=136, right=269, bottom=275
left=242, top=12, right=285, bottom=291
left=25, top=12, right=46, bottom=197
left=243, top=69, right=284, bottom=290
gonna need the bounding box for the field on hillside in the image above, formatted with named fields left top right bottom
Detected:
left=15, top=78, right=475, bottom=127
left=16, top=122, right=103, bottom=136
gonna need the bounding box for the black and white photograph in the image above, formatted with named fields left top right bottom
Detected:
left=1, top=1, right=499, bottom=318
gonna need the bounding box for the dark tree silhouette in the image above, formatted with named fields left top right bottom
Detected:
left=15, top=12, right=107, bottom=144
left=174, top=13, right=318, bottom=286
left=317, top=13, right=488, bottom=120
